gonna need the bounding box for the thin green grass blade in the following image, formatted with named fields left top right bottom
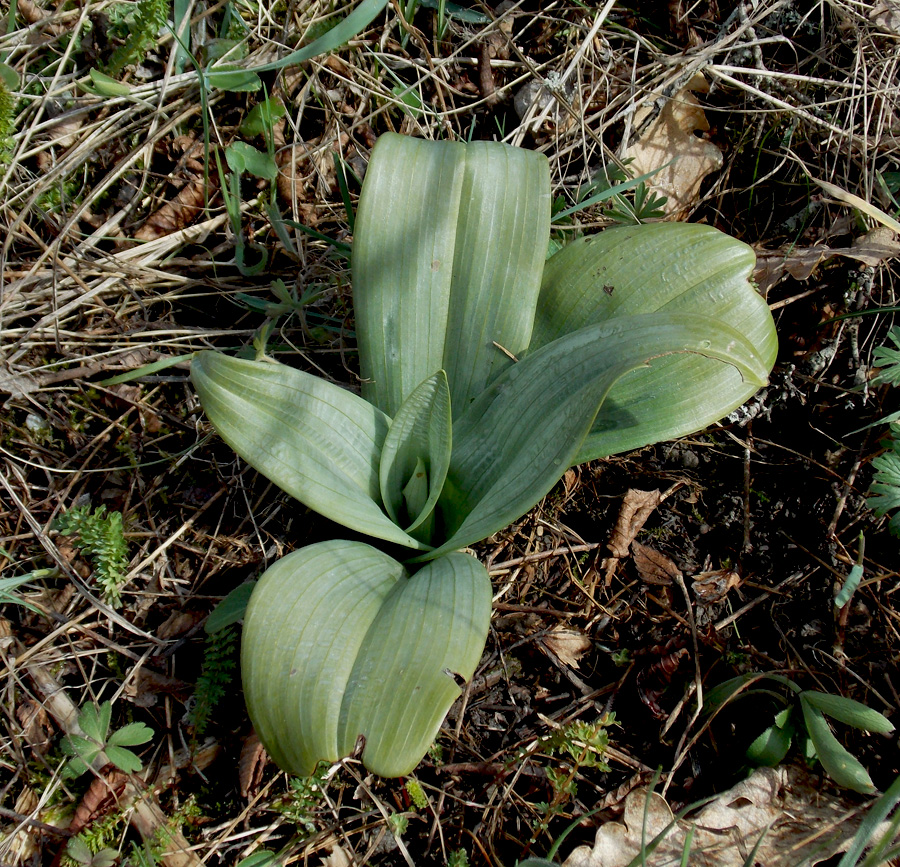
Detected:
left=250, top=0, right=388, bottom=72
left=837, top=774, right=900, bottom=866
left=191, top=352, right=427, bottom=549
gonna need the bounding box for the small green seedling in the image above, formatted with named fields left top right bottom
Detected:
left=65, top=837, right=118, bottom=867
left=62, top=701, right=153, bottom=777
left=707, top=673, right=894, bottom=793
left=193, top=133, right=777, bottom=778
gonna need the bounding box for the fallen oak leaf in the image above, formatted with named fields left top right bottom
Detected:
left=623, top=72, right=723, bottom=218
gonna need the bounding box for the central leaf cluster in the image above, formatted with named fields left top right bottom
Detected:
left=191, top=132, right=778, bottom=778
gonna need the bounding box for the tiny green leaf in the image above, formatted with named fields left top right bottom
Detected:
left=379, top=370, right=451, bottom=534
left=746, top=708, right=794, bottom=766
left=107, top=721, right=154, bottom=747
left=240, top=99, right=287, bottom=137
left=80, top=701, right=111, bottom=743
left=86, top=68, right=132, bottom=96
left=206, top=582, right=256, bottom=633
left=226, top=141, right=277, bottom=181
left=0, top=63, right=19, bottom=89
left=105, top=744, right=144, bottom=773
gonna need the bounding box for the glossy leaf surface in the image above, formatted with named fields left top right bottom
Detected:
left=427, top=312, right=768, bottom=558
left=800, top=696, right=875, bottom=793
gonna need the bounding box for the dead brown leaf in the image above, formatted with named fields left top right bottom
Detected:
left=692, top=568, right=742, bottom=604
left=563, top=767, right=898, bottom=867
left=755, top=228, right=900, bottom=293
left=238, top=729, right=268, bottom=799
left=632, top=542, right=682, bottom=586
left=543, top=626, right=592, bottom=668
left=15, top=697, right=54, bottom=756
left=607, top=490, right=663, bottom=558
left=69, top=766, right=129, bottom=836
left=623, top=73, right=723, bottom=218
left=871, top=0, right=900, bottom=33
left=134, top=136, right=216, bottom=242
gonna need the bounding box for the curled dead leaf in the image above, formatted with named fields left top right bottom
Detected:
left=607, top=489, right=662, bottom=559
left=543, top=626, right=592, bottom=669
left=239, top=729, right=268, bottom=799
left=624, top=73, right=723, bottom=218
left=692, top=568, right=742, bottom=605
left=755, top=228, right=900, bottom=294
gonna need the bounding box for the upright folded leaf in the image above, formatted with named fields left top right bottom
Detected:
left=379, top=370, right=452, bottom=536
left=428, top=313, right=769, bottom=558
left=353, top=132, right=550, bottom=417
left=529, top=223, right=778, bottom=461
left=191, top=352, right=427, bottom=549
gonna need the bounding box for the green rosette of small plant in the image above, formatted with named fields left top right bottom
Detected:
left=191, top=132, right=778, bottom=777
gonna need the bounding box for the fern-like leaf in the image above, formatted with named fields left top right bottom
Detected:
left=189, top=627, right=237, bottom=735
left=106, top=0, right=169, bottom=76
left=869, top=427, right=900, bottom=537
left=872, top=327, right=900, bottom=387
left=55, top=506, right=130, bottom=607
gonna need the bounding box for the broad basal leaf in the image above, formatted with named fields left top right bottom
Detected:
left=530, top=222, right=778, bottom=462
left=353, top=132, right=550, bottom=417
left=379, top=370, right=451, bottom=535
left=241, top=540, right=491, bottom=777
left=426, top=312, right=769, bottom=558
left=191, top=352, right=426, bottom=549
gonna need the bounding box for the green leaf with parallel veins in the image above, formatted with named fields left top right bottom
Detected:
left=242, top=540, right=491, bottom=777
left=801, top=691, right=894, bottom=734
left=530, top=223, right=778, bottom=462
left=425, top=312, right=768, bottom=559
left=353, top=132, right=550, bottom=418
left=800, top=696, right=876, bottom=793
left=379, top=370, right=451, bottom=535
left=191, top=352, right=427, bottom=550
